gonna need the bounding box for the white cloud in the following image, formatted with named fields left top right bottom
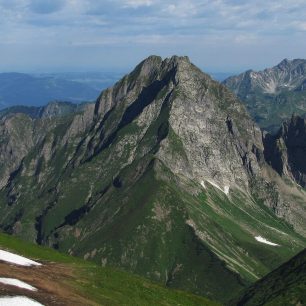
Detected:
left=163, top=1, right=197, bottom=17
left=0, top=0, right=306, bottom=71
left=122, top=0, right=153, bottom=8
left=291, top=21, right=306, bottom=31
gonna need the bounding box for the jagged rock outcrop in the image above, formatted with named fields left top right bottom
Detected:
left=0, top=113, right=34, bottom=189
left=223, top=58, right=306, bottom=132
left=1, top=56, right=306, bottom=303
left=0, top=102, right=94, bottom=189
left=264, top=115, right=306, bottom=187
left=155, top=56, right=264, bottom=192
left=76, top=56, right=264, bottom=192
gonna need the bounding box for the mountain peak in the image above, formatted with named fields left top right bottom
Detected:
left=276, top=58, right=306, bottom=71
left=277, top=58, right=292, bottom=69
left=137, top=55, right=163, bottom=71
left=165, top=55, right=191, bottom=64
left=141, top=55, right=190, bottom=64
left=137, top=55, right=191, bottom=75
left=279, top=58, right=290, bottom=64
left=93, top=54, right=260, bottom=190
left=94, top=55, right=195, bottom=118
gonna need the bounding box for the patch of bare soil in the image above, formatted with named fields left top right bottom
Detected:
left=0, top=261, right=97, bottom=305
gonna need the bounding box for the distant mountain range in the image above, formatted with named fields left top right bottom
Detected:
left=0, top=101, right=91, bottom=120
left=0, top=72, right=123, bottom=110
left=223, top=59, right=306, bottom=133
left=32, top=71, right=125, bottom=91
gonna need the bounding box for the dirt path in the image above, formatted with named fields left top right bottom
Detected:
left=0, top=261, right=97, bottom=306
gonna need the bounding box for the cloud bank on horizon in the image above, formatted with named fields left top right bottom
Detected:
left=0, top=0, right=305, bottom=72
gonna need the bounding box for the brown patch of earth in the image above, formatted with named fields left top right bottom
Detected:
left=0, top=260, right=97, bottom=305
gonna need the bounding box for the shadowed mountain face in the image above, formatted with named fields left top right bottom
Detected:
left=232, top=248, right=306, bottom=306
left=1, top=56, right=306, bottom=303
left=0, top=72, right=100, bottom=109
left=264, top=115, right=306, bottom=188
left=223, top=59, right=306, bottom=133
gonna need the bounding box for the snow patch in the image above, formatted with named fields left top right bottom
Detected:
left=0, top=278, right=37, bottom=291
left=0, top=250, right=41, bottom=267
left=206, top=179, right=223, bottom=192
left=0, top=296, right=43, bottom=306
left=200, top=180, right=206, bottom=188
left=206, top=180, right=230, bottom=195
left=255, top=236, right=280, bottom=246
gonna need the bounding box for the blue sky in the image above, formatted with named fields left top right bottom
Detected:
left=0, top=0, right=306, bottom=73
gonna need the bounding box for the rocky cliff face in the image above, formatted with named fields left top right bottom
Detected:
left=223, top=59, right=306, bottom=132
left=155, top=56, right=264, bottom=192
left=0, top=101, right=94, bottom=189
left=264, top=115, right=306, bottom=187
left=1, top=56, right=306, bottom=302
left=0, top=113, right=34, bottom=189
left=82, top=55, right=263, bottom=192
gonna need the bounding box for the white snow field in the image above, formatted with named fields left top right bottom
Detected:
left=0, top=296, right=43, bottom=306
left=0, top=278, right=37, bottom=291
left=255, top=236, right=280, bottom=246
left=0, top=249, right=41, bottom=266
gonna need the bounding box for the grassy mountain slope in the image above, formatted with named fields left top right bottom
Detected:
left=232, top=248, right=306, bottom=306
left=0, top=232, right=216, bottom=305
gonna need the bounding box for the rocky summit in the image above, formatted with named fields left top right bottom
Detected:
left=223, top=59, right=306, bottom=133
left=1, top=56, right=306, bottom=303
